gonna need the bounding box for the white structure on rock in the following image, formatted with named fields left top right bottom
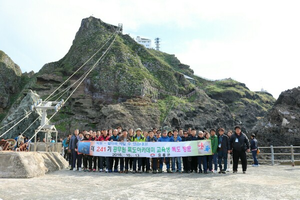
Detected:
left=135, top=36, right=152, bottom=48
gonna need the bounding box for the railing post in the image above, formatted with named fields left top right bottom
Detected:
left=291, top=145, right=295, bottom=167
left=271, top=145, right=274, bottom=166
left=34, top=130, right=37, bottom=152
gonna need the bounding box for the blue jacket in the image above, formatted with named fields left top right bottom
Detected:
left=158, top=135, right=171, bottom=142
left=110, top=135, right=119, bottom=141
left=69, top=135, right=77, bottom=150
left=62, top=138, right=68, bottom=148
left=146, top=136, right=157, bottom=142
left=170, top=136, right=182, bottom=142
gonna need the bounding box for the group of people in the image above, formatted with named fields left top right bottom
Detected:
left=62, top=125, right=259, bottom=174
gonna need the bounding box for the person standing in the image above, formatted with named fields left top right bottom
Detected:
left=197, top=131, right=208, bottom=174
left=62, top=135, right=69, bottom=160
left=170, top=129, right=182, bottom=173
left=131, top=128, right=145, bottom=173
left=69, top=129, right=79, bottom=171
left=217, top=128, right=229, bottom=174
left=182, top=131, right=191, bottom=173
left=226, top=130, right=233, bottom=172
left=109, top=129, right=119, bottom=173
left=189, top=129, right=198, bottom=173
left=209, top=129, right=218, bottom=173
left=97, top=129, right=110, bottom=172
left=158, top=130, right=172, bottom=173
left=118, top=129, right=130, bottom=173
left=76, top=132, right=84, bottom=171
left=82, top=132, right=91, bottom=172
left=250, top=134, right=259, bottom=167
left=127, top=128, right=134, bottom=171
left=146, top=130, right=158, bottom=174
left=229, top=125, right=250, bottom=174
left=89, top=131, right=98, bottom=172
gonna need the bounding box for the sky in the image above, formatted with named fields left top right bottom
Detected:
left=0, top=0, right=300, bottom=99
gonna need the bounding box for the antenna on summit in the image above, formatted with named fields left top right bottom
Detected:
left=155, top=38, right=160, bottom=51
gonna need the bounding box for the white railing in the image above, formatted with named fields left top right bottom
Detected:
left=248, top=145, right=300, bottom=166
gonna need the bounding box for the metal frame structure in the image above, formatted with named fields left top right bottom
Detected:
left=31, top=99, right=64, bottom=152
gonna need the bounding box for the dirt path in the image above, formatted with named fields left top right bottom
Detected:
left=0, top=165, right=299, bottom=200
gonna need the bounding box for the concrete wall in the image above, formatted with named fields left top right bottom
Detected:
left=0, top=152, right=68, bottom=178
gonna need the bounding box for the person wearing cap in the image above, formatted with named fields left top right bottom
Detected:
left=229, top=125, right=250, bottom=174
left=131, top=128, right=145, bottom=173
left=158, top=130, right=172, bottom=173
left=217, top=128, right=230, bottom=174
left=250, top=133, right=259, bottom=167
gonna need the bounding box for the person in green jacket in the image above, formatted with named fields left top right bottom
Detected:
left=209, top=129, right=218, bottom=173
left=131, top=128, right=145, bottom=173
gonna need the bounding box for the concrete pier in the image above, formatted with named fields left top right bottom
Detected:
left=0, top=152, right=68, bottom=178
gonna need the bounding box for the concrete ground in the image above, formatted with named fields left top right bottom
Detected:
left=0, top=164, right=299, bottom=200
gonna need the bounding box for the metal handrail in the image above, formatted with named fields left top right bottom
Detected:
left=248, top=145, right=299, bottom=166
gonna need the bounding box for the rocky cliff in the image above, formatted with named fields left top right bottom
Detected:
left=253, top=87, right=300, bottom=146
left=0, top=50, right=22, bottom=118
left=0, top=17, right=276, bottom=140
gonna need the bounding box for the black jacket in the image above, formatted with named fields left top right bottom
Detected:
left=182, top=136, right=191, bottom=142
left=250, top=138, right=258, bottom=150
left=218, top=134, right=230, bottom=152
left=189, top=136, right=198, bottom=141
left=229, top=132, right=250, bottom=152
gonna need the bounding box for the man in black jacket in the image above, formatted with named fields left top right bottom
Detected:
left=217, top=128, right=230, bottom=174
left=229, top=125, right=250, bottom=174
